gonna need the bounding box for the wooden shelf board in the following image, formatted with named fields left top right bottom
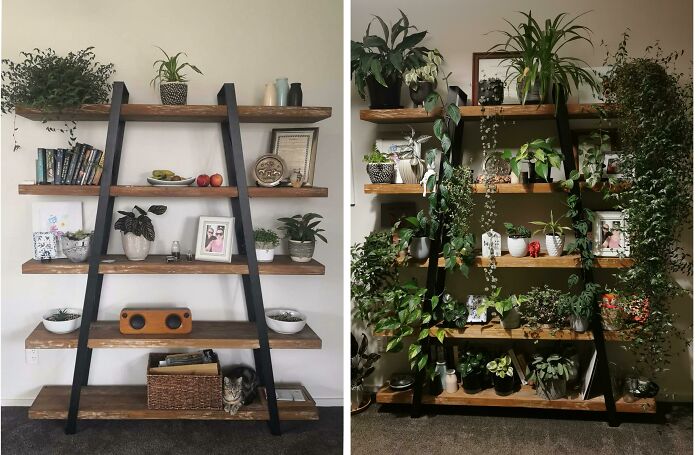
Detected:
left=18, top=184, right=328, bottom=198
left=29, top=385, right=318, bottom=420
left=360, top=104, right=611, bottom=124
left=374, top=385, right=655, bottom=413
left=399, top=254, right=632, bottom=269
left=25, top=321, right=321, bottom=350
left=21, top=255, right=325, bottom=275
left=16, top=105, right=332, bottom=123
left=364, top=183, right=561, bottom=195
left=376, top=325, right=631, bottom=342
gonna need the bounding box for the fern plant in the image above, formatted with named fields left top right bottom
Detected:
left=113, top=205, right=167, bottom=241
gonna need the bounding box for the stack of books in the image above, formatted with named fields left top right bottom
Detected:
left=35, top=143, right=105, bottom=185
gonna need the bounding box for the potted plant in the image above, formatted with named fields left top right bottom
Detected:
left=457, top=350, right=487, bottom=394
left=477, top=287, right=520, bottom=329
left=527, top=353, right=573, bottom=400
left=1, top=47, right=115, bottom=150
left=488, top=11, right=597, bottom=105
left=518, top=285, right=568, bottom=330
left=113, top=205, right=167, bottom=261
left=559, top=284, right=598, bottom=332
left=42, top=308, right=82, bottom=334
left=530, top=210, right=572, bottom=257
left=351, top=332, right=380, bottom=412
left=277, top=213, right=327, bottom=262
left=394, top=126, right=431, bottom=184
left=61, top=230, right=93, bottom=263
left=599, top=292, right=627, bottom=331
left=398, top=210, right=437, bottom=260
left=478, top=77, right=505, bottom=106
left=403, top=49, right=443, bottom=106
left=253, top=228, right=279, bottom=263
left=501, top=138, right=563, bottom=183
left=503, top=223, right=531, bottom=258
left=351, top=11, right=430, bottom=109
left=363, top=146, right=395, bottom=184
left=151, top=47, right=203, bottom=105
left=486, top=353, right=515, bottom=396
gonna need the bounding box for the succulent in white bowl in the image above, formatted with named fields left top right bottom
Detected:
left=42, top=308, right=82, bottom=334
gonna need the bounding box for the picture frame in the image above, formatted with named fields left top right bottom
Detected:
left=195, top=216, right=235, bottom=263
left=32, top=232, right=58, bottom=260
left=472, top=52, right=521, bottom=106
left=466, top=295, right=488, bottom=323
left=270, top=128, right=319, bottom=186
left=32, top=201, right=83, bottom=258
left=572, top=130, right=621, bottom=179
left=592, top=211, right=630, bottom=257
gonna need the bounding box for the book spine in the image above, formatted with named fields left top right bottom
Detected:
left=85, top=149, right=100, bottom=185
left=91, top=151, right=106, bottom=185
left=61, top=147, right=73, bottom=184
left=77, top=147, right=93, bottom=185
left=46, top=150, right=55, bottom=184
left=37, top=148, right=46, bottom=183
left=55, top=149, right=64, bottom=184
left=66, top=144, right=82, bottom=185
left=35, top=159, right=40, bottom=183
left=70, top=144, right=87, bottom=184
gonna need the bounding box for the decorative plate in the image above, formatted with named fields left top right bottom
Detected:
left=146, top=177, right=195, bottom=186
left=254, top=154, right=287, bottom=187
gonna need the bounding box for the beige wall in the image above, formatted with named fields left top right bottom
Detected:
left=1, top=0, right=343, bottom=405
left=351, top=0, right=692, bottom=400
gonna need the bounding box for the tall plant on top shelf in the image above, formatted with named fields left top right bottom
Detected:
left=487, top=11, right=598, bottom=105
left=151, top=47, right=202, bottom=105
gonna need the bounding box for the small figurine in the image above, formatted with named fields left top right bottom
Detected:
left=528, top=240, right=540, bottom=258
left=289, top=169, right=304, bottom=188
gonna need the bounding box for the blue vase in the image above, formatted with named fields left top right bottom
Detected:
left=275, top=78, right=289, bottom=106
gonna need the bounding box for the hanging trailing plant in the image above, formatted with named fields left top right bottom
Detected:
left=603, top=33, right=692, bottom=373
left=441, top=165, right=476, bottom=277
left=479, top=109, right=502, bottom=293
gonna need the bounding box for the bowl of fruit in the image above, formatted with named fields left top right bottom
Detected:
left=147, top=170, right=195, bottom=186
left=265, top=309, right=307, bottom=334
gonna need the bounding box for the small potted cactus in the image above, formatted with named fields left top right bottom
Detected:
left=61, top=230, right=93, bottom=263
left=254, top=228, right=280, bottom=262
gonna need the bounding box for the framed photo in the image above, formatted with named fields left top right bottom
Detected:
left=195, top=216, right=235, bottom=262
left=592, top=211, right=630, bottom=257
left=603, top=153, right=621, bottom=178
left=270, top=128, right=319, bottom=186
left=472, top=52, right=521, bottom=106
left=572, top=130, right=621, bottom=179
left=466, top=295, right=487, bottom=323
left=32, top=232, right=58, bottom=260
left=32, top=202, right=83, bottom=258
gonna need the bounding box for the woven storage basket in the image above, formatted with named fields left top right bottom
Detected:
left=147, top=353, right=223, bottom=410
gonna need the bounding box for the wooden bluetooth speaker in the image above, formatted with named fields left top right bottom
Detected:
left=119, top=308, right=192, bottom=335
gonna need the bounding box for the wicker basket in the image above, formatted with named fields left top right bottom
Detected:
left=146, top=353, right=223, bottom=410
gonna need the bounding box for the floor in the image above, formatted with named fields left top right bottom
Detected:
left=351, top=403, right=692, bottom=455
left=1, top=406, right=343, bottom=455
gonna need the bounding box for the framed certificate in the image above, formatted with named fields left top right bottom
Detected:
left=270, top=128, right=319, bottom=186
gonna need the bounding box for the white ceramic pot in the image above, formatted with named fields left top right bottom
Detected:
left=255, top=248, right=275, bottom=262
left=545, top=234, right=565, bottom=257
left=121, top=232, right=151, bottom=261
left=507, top=237, right=530, bottom=257
left=42, top=308, right=82, bottom=334
left=265, top=309, right=307, bottom=334
left=397, top=158, right=426, bottom=184
left=500, top=308, right=521, bottom=329
left=288, top=239, right=315, bottom=262
left=409, top=237, right=431, bottom=260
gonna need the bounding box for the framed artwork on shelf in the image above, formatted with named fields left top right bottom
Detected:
left=31, top=201, right=83, bottom=258
left=195, top=216, right=235, bottom=263
left=32, top=232, right=58, bottom=260
left=572, top=130, right=621, bottom=179
left=466, top=295, right=487, bottom=323
left=592, top=211, right=630, bottom=257
left=472, top=52, right=521, bottom=106
left=270, top=128, right=319, bottom=186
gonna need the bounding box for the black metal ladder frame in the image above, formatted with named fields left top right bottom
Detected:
left=65, top=81, right=281, bottom=435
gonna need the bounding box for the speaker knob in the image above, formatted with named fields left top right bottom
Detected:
left=129, top=314, right=146, bottom=330
left=166, top=314, right=182, bottom=329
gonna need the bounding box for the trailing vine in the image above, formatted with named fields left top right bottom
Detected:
left=479, top=110, right=501, bottom=293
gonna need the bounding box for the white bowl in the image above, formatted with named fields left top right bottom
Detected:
left=146, top=176, right=195, bottom=186
left=42, top=308, right=82, bottom=334
left=265, top=309, right=307, bottom=334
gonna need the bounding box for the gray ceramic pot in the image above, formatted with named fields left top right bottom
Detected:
left=409, top=237, right=430, bottom=260
left=570, top=315, right=589, bottom=333
left=160, top=82, right=188, bottom=105
left=500, top=308, right=521, bottom=329
left=61, top=235, right=91, bottom=263
left=366, top=163, right=395, bottom=184
left=288, top=239, right=315, bottom=262
left=537, top=378, right=567, bottom=400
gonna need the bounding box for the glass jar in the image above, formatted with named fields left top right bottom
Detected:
left=171, top=241, right=181, bottom=259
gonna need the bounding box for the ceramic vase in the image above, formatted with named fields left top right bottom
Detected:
left=507, top=237, right=530, bottom=257
left=275, top=78, right=289, bottom=106
left=445, top=369, right=459, bottom=393
left=263, top=83, right=276, bottom=106
left=121, top=232, right=151, bottom=261
left=545, top=234, right=565, bottom=257
left=397, top=158, right=425, bottom=184
left=288, top=83, right=303, bottom=106
left=409, top=81, right=434, bottom=106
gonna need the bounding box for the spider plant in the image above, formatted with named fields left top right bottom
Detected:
left=150, top=47, right=202, bottom=87
left=488, top=11, right=598, bottom=105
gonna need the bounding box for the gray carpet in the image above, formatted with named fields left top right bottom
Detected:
left=352, top=403, right=692, bottom=455
left=1, top=406, right=342, bottom=455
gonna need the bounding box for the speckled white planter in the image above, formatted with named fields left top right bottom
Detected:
left=507, top=237, right=530, bottom=257
left=121, top=232, right=151, bottom=261
left=545, top=234, right=565, bottom=257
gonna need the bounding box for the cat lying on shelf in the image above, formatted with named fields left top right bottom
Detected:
left=223, top=366, right=258, bottom=416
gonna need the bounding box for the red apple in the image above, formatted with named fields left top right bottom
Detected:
left=197, top=174, right=210, bottom=187
left=210, top=173, right=223, bottom=187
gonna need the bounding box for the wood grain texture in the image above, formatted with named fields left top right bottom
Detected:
left=360, top=104, right=613, bottom=124
left=364, top=183, right=561, bottom=194
left=16, top=105, right=332, bottom=123
left=374, top=385, right=655, bottom=413
left=25, top=321, right=322, bottom=349
left=21, top=255, right=325, bottom=275
left=18, top=184, right=328, bottom=198
left=398, top=254, right=632, bottom=269
left=29, top=385, right=318, bottom=420
left=428, top=325, right=594, bottom=340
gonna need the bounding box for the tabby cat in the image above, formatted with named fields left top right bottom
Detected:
left=222, top=365, right=258, bottom=416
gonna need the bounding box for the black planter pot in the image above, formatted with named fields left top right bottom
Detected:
left=462, top=373, right=482, bottom=394
left=517, top=78, right=552, bottom=105
left=493, top=374, right=514, bottom=396
left=160, top=82, right=188, bottom=105
left=366, top=77, right=402, bottom=109
left=366, top=163, right=395, bottom=184
left=478, top=78, right=504, bottom=106
left=429, top=374, right=443, bottom=396
left=409, top=81, right=434, bottom=107
left=287, top=83, right=303, bottom=106
left=528, top=162, right=553, bottom=183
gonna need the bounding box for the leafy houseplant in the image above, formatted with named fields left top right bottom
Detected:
left=114, top=205, right=167, bottom=261
left=477, top=288, right=520, bottom=329
left=487, top=354, right=515, bottom=396
left=403, top=49, right=443, bottom=106
left=1, top=47, right=115, bottom=150
left=562, top=131, right=615, bottom=191
left=458, top=351, right=487, bottom=394
left=439, top=293, right=468, bottom=329
left=277, top=213, right=327, bottom=262
left=501, top=137, right=562, bottom=183
left=151, top=47, right=203, bottom=105
left=253, top=228, right=280, bottom=263
left=363, top=145, right=394, bottom=184
left=530, top=210, right=573, bottom=257
left=398, top=210, right=438, bottom=260
left=488, top=11, right=597, bottom=105
left=503, top=222, right=531, bottom=258
left=62, top=230, right=93, bottom=263
left=518, top=285, right=568, bottom=330
left=559, top=283, right=599, bottom=332
left=441, top=166, right=477, bottom=278
left=351, top=10, right=430, bottom=108
left=351, top=333, right=380, bottom=411
left=526, top=353, right=573, bottom=400
left=394, top=126, right=431, bottom=184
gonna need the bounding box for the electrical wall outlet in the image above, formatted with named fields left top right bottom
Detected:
left=25, top=349, right=39, bottom=364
